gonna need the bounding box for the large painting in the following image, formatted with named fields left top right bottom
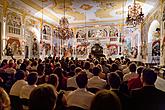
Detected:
left=5, top=37, right=22, bottom=56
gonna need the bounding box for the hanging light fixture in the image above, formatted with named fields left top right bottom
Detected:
left=58, top=0, right=72, bottom=39
left=126, top=0, right=144, bottom=27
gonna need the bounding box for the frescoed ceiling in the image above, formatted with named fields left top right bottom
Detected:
left=1, top=0, right=159, bottom=27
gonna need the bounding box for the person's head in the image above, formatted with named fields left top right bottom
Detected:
left=111, top=63, right=119, bottom=72
left=137, top=66, right=144, bottom=77
left=54, top=67, right=63, bottom=78
left=90, top=90, right=121, bottom=110
left=9, top=59, right=14, bottom=67
left=96, top=64, right=103, bottom=73
left=17, top=59, right=22, bottom=65
left=0, top=87, right=10, bottom=110
left=47, top=74, right=59, bottom=89
left=31, top=60, right=37, bottom=67
left=20, top=63, right=27, bottom=71
left=115, top=70, right=124, bottom=82
left=37, top=64, right=44, bottom=75
left=129, top=63, right=137, bottom=73
left=74, top=67, right=82, bottom=75
left=1, top=59, right=8, bottom=66
left=29, top=84, right=57, bottom=110
left=108, top=72, right=121, bottom=89
left=55, top=62, right=61, bottom=68
left=70, top=64, right=76, bottom=72
left=93, top=67, right=101, bottom=76
left=84, top=61, right=90, bottom=70
left=15, top=70, right=25, bottom=80
left=141, top=68, right=157, bottom=85
left=27, top=72, right=38, bottom=85
left=94, top=60, right=99, bottom=66
left=76, top=71, right=88, bottom=88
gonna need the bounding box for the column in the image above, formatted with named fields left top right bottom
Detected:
left=160, top=0, right=164, bottom=65
left=2, top=0, right=8, bottom=59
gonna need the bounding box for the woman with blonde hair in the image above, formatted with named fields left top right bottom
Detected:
left=0, top=88, right=10, bottom=110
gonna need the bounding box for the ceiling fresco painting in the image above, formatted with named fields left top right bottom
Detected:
left=2, top=0, right=159, bottom=26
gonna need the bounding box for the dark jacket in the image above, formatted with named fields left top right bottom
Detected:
left=131, top=86, right=165, bottom=110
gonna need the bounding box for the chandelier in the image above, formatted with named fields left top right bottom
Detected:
left=58, top=0, right=73, bottom=39
left=126, top=0, right=144, bottom=27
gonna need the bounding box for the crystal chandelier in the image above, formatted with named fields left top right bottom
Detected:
left=58, top=0, right=72, bottom=39
left=126, top=0, right=144, bottom=27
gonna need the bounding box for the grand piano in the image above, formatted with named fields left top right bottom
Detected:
left=91, top=43, right=105, bottom=59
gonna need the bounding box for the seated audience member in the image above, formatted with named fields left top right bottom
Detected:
left=47, top=74, right=67, bottom=110
left=20, top=63, right=29, bottom=78
left=131, top=68, right=165, bottom=110
left=67, top=67, right=82, bottom=90
left=5, top=59, right=16, bottom=76
left=123, top=63, right=138, bottom=81
left=128, top=66, right=143, bottom=90
left=20, top=72, right=38, bottom=100
left=108, top=72, right=129, bottom=110
left=9, top=70, right=27, bottom=110
left=36, top=64, right=45, bottom=85
left=29, top=84, right=57, bottom=110
left=9, top=70, right=27, bottom=97
left=0, top=59, right=8, bottom=68
left=111, top=63, right=119, bottom=72
left=96, top=64, right=106, bottom=79
left=30, top=60, right=38, bottom=72
left=122, top=59, right=131, bottom=74
left=154, top=68, right=165, bottom=92
left=83, top=61, right=93, bottom=79
left=87, top=67, right=106, bottom=90
left=90, top=90, right=121, bottom=110
left=67, top=71, right=95, bottom=110
left=68, top=64, right=76, bottom=77
left=54, top=67, right=67, bottom=91
left=0, top=87, right=10, bottom=110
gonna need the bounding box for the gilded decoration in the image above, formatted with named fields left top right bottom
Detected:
left=80, top=4, right=93, bottom=10
left=5, top=37, right=22, bottom=56
left=7, top=11, right=22, bottom=35
left=8, top=0, right=159, bottom=25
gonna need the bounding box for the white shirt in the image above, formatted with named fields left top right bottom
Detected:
left=155, top=76, right=165, bottom=92
left=20, top=85, right=37, bottom=99
left=123, top=72, right=138, bottom=81
left=67, top=88, right=94, bottom=110
left=87, top=76, right=107, bottom=89
left=67, top=75, right=78, bottom=88
left=10, top=80, right=27, bottom=96
left=84, top=70, right=93, bottom=79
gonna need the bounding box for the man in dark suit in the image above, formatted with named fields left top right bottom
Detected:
left=131, top=68, right=165, bottom=110
left=108, top=72, right=130, bottom=110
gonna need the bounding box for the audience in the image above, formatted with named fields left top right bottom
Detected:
left=67, top=67, right=82, bottom=89
left=67, top=71, right=94, bottom=110
left=90, top=90, right=121, bottom=110
left=131, top=68, right=165, bottom=110
left=20, top=72, right=38, bottom=99
left=83, top=61, right=93, bottom=79
left=128, top=66, right=143, bottom=90
left=87, top=67, right=106, bottom=90
left=123, top=62, right=138, bottom=81
left=29, top=84, right=57, bottom=110
left=0, top=87, right=10, bottom=110
left=0, top=56, right=165, bottom=110
left=108, top=72, right=129, bottom=110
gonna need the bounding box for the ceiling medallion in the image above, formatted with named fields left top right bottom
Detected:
left=126, top=0, right=144, bottom=27
left=58, top=0, right=73, bottom=39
